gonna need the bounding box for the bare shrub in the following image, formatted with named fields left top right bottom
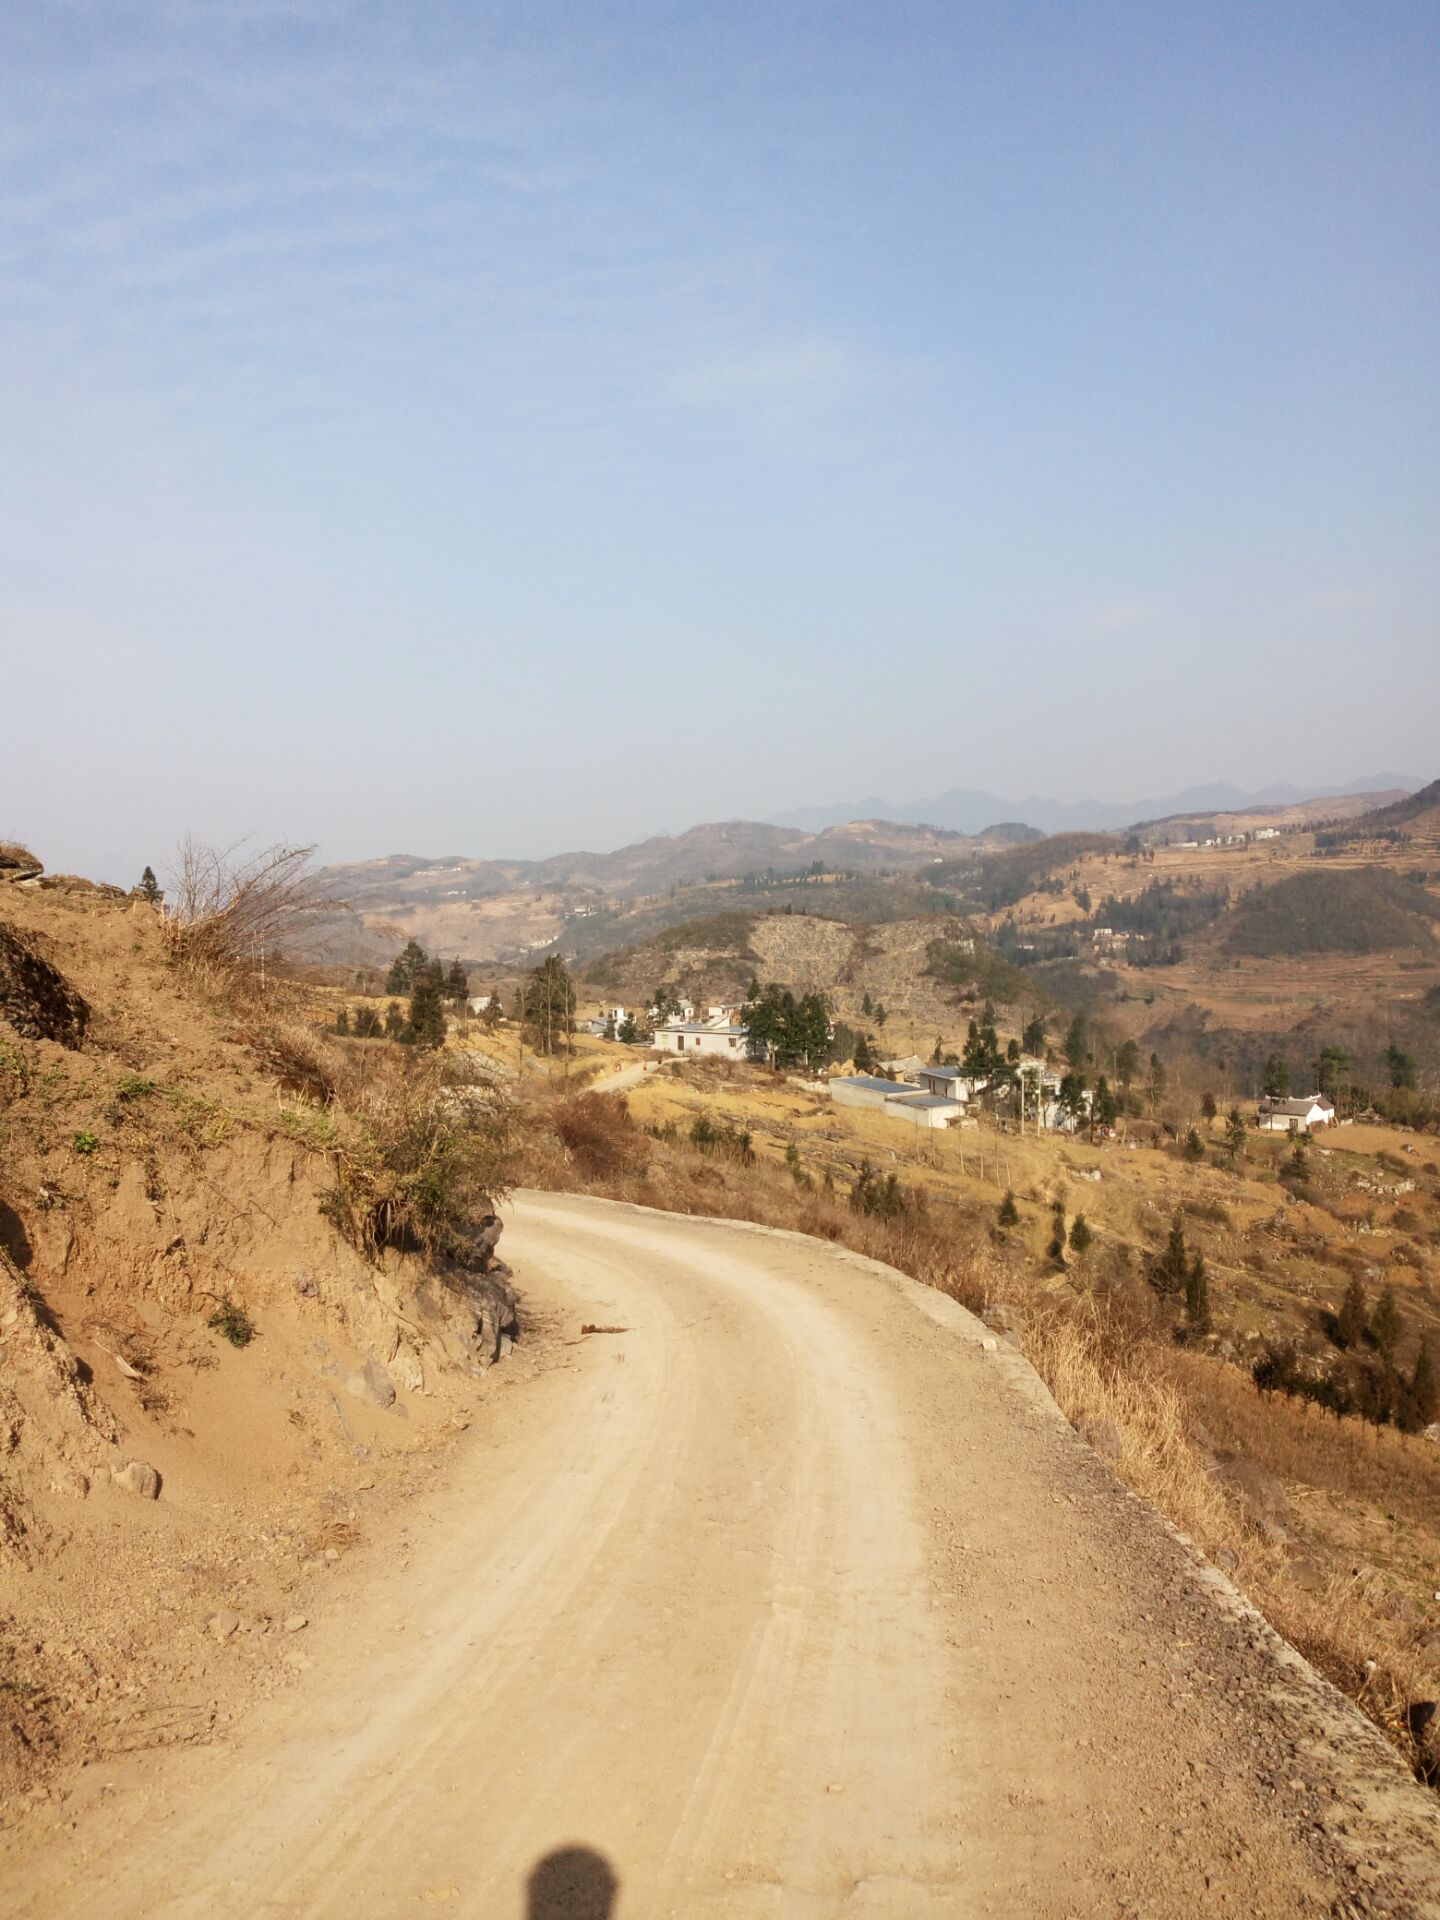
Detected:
left=324, top=1048, right=515, bottom=1258
left=239, top=1018, right=338, bottom=1105
left=545, top=1092, right=650, bottom=1179
left=162, top=840, right=335, bottom=987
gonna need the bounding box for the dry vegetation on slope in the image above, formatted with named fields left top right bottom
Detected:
left=0, top=852, right=519, bottom=1807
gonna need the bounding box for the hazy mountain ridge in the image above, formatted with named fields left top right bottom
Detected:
left=772, top=773, right=1420, bottom=837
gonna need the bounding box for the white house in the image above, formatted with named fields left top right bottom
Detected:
left=911, top=1065, right=982, bottom=1103
left=830, top=1074, right=919, bottom=1111
left=651, top=1021, right=747, bottom=1058
left=1258, top=1093, right=1335, bottom=1133
left=884, top=1092, right=966, bottom=1130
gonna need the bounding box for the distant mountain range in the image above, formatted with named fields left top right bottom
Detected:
left=770, top=774, right=1420, bottom=838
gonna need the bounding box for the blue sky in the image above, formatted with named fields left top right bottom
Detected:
left=3, top=1, right=1437, bottom=878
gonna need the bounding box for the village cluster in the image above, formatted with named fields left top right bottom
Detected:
left=576, top=997, right=1340, bottom=1142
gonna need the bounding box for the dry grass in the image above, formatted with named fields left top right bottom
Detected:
left=322, top=1045, right=515, bottom=1259
left=162, top=840, right=335, bottom=989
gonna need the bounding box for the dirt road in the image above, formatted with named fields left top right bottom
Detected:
left=5, top=1193, right=1440, bottom=1918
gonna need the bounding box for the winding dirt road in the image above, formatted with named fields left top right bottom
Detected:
left=5, top=1193, right=1440, bottom=1918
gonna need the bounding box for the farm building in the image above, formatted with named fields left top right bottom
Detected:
left=1258, top=1093, right=1336, bottom=1133
left=830, top=1074, right=919, bottom=1111
left=885, top=1092, right=966, bottom=1131
left=911, top=1065, right=982, bottom=1103
left=650, top=1021, right=748, bottom=1058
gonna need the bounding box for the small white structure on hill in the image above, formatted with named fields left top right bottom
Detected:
left=885, top=1091, right=966, bottom=1130
left=830, top=1074, right=919, bottom=1112
left=651, top=1021, right=747, bottom=1058
left=1258, top=1093, right=1335, bottom=1133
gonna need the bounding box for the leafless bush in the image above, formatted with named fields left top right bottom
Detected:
left=162, top=840, right=335, bottom=987
left=239, top=1018, right=338, bottom=1106
left=545, top=1091, right=650, bottom=1178
left=323, top=1047, right=515, bottom=1259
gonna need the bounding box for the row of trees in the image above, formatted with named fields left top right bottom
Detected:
left=1262, top=1041, right=1419, bottom=1105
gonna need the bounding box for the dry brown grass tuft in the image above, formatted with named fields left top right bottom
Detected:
left=323, top=1046, right=515, bottom=1259
left=545, top=1091, right=651, bottom=1179
left=162, top=840, right=335, bottom=989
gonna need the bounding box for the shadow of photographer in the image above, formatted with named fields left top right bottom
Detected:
left=526, top=1844, right=619, bottom=1918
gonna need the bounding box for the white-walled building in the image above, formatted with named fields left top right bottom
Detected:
left=650, top=1021, right=747, bottom=1058
left=1258, top=1093, right=1335, bottom=1133
left=830, top=1074, right=919, bottom=1111
left=885, top=1092, right=966, bottom=1130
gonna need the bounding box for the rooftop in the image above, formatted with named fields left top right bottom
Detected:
left=832, top=1075, right=917, bottom=1095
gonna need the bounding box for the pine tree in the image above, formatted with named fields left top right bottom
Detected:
left=1262, top=1053, right=1290, bottom=1100
left=1184, top=1254, right=1212, bottom=1337
left=1409, top=1341, right=1438, bottom=1428
left=1200, top=1091, right=1217, bottom=1124
left=446, top=957, right=469, bottom=1004
left=617, top=1013, right=638, bottom=1044
left=1225, top=1107, right=1247, bottom=1160
left=523, top=956, right=576, bottom=1055
left=1069, top=1213, right=1093, bottom=1254
left=1022, top=1013, right=1047, bottom=1057
left=1336, top=1277, right=1367, bottom=1350
left=931, top=1036, right=944, bottom=1066
left=1063, top=1014, right=1088, bottom=1069
left=138, top=865, right=162, bottom=904
left=997, top=1191, right=1019, bottom=1228
left=1092, top=1076, right=1118, bottom=1132
left=386, top=939, right=428, bottom=996
left=1146, top=1051, right=1167, bottom=1113
left=1151, top=1216, right=1190, bottom=1297
left=1183, top=1127, right=1205, bottom=1160
left=1115, top=1038, right=1141, bottom=1093
left=408, top=966, right=447, bottom=1049
left=1371, top=1286, right=1403, bottom=1363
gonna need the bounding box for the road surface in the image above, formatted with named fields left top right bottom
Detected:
left=4, top=1192, right=1439, bottom=1918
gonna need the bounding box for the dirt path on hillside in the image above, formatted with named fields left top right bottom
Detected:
left=4, top=1193, right=1440, bottom=1918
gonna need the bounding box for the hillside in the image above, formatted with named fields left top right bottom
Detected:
left=313, top=819, right=978, bottom=970
left=1223, top=869, right=1438, bottom=958
left=0, top=858, right=519, bottom=1799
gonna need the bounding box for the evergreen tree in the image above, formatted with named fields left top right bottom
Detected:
left=860, top=991, right=873, bottom=1017
left=1183, top=1127, right=1205, bottom=1160
left=1089, top=1076, right=1118, bottom=1135
left=480, top=993, right=502, bottom=1030
left=931, top=1036, right=944, bottom=1067
left=1261, top=1053, right=1290, bottom=1100
left=1057, top=1070, right=1088, bottom=1128
left=1336, top=1277, right=1367, bottom=1350
left=853, top=1032, right=879, bottom=1074
left=1201, top=1091, right=1217, bottom=1124
left=138, top=865, right=162, bottom=904
left=603, top=1014, right=617, bottom=1041
left=1068, top=1213, right=1093, bottom=1254
left=617, top=1013, right=638, bottom=1045
left=1184, top=1254, right=1212, bottom=1337
left=1151, top=1215, right=1190, bottom=1298
left=872, top=1002, right=887, bottom=1027
left=1371, top=1285, right=1403, bottom=1363
left=523, top=956, right=577, bottom=1055
left=1115, top=1038, right=1141, bottom=1093
left=386, top=939, right=428, bottom=995
left=1409, top=1341, right=1438, bottom=1428
left=1225, top=1107, right=1247, bottom=1160
left=1316, top=1044, right=1351, bottom=1104
left=446, top=957, right=469, bottom=1004
left=1063, top=1013, right=1088, bottom=1069
left=1021, top=1013, right=1047, bottom=1057
left=408, top=964, right=447, bottom=1049
left=1385, top=1042, right=1417, bottom=1091
left=997, top=1191, right=1019, bottom=1228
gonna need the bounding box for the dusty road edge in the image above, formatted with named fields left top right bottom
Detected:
left=522, top=1189, right=1440, bottom=1913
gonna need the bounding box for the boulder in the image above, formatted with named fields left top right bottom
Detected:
left=342, top=1356, right=396, bottom=1409
left=409, top=1266, right=519, bottom=1372
left=1075, top=1414, right=1124, bottom=1461
left=111, top=1459, right=161, bottom=1499
left=1214, top=1451, right=1291, bottom=1531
